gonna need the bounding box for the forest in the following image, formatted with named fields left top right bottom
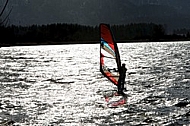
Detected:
left=0, top=23, right=156, bottom=45
left=1, top=22, right=190, bottom=47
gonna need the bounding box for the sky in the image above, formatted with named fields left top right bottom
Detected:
left=2, top=0, right=190, bottom=31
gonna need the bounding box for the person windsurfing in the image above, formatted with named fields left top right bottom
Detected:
left=100, top=23, right=127, bottom=97
left=117, top=63, right=127, bottom=95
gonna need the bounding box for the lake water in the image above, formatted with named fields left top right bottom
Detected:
left=0, top=41, right=190, bottom=125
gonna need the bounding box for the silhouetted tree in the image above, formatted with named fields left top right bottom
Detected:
left=0, top=0, right=11, bottom=26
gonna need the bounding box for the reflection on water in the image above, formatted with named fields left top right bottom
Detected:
left=0, top=42, right=190, bottom=125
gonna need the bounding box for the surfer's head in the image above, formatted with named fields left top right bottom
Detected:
left=122, top=63, right=125, bottom=67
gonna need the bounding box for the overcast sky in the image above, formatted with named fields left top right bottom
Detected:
left=2, top=0, right=190, bottom=31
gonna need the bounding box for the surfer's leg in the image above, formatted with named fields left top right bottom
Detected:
left=117, top=82, right=123, bottom=94
left=118, top=80, right=127, bottom=95
left=121, top=81, right=125, bottom=91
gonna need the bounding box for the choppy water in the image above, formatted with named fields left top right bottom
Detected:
left=0, top=41, right=190, bottom=125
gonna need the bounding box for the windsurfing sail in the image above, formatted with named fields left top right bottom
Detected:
left=100, top=23, right=121, bottom=86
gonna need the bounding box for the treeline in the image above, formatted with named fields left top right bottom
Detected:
left=173, top=28, right=190, bottom=38
left=1, top=23, right=189, bottom=46
left=111, top=23, right=165, bottom=41
left=0, top=23, right=99, bottom=46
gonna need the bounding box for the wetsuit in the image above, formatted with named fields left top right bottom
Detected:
left=117, top=63, right=127, bottom=95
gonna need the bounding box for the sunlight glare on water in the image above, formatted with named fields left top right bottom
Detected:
left=0, top=41, right=190, bottom=125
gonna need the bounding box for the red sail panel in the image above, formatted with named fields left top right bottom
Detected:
left=100, top=24, right=115, bottom=51
left=100, top=23, right=121, bottom=86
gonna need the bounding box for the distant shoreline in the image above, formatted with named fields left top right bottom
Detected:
left=1, top=23, right=190, bottom=48
left=1, top=39, right=190, bottom=47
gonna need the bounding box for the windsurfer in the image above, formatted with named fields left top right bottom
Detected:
left=117, top=63, right=127, bottom=95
